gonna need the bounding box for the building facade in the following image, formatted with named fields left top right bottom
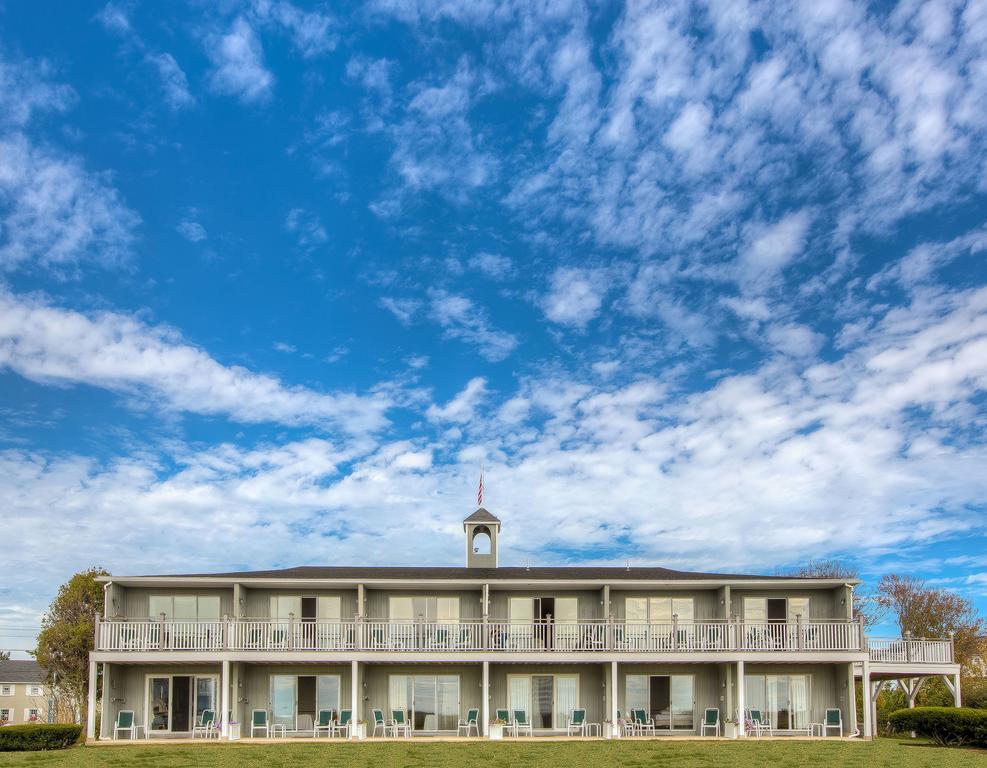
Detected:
left=86, top=508, right=960, bottom=740
left=0, top=660, right=49, bottom=726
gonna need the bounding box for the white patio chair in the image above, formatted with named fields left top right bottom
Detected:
left=457, top=708, right=480, bottom=736
left=700, top=708, right=719, bottom=737
left=566, top=708, right=587, bottom=736
left=251, top=709, right=270, bottom=737
left=192, top=709, right=217, bottom=739
left=823, top=708, right=842, bottom=737
left=113, top=710, right=137, bottom=740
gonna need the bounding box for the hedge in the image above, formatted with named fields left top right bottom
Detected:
left=0, top=723, right=83, bottom=751
left=888, top=707, right=987, bottom=747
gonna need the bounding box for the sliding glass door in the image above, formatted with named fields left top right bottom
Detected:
left=507, top=674, right=579, bottom=730
left=145, top=674, right=216, bottom=733
left=388, top=675, right=460, bottom=732
left=625, top=674, right=695, bottom=730
left=744, top=674, right=811, bottom=731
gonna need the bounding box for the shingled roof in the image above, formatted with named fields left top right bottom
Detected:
left=0, top=660, right=46, bottom=684
left=463, top=507, right=501, bottom=525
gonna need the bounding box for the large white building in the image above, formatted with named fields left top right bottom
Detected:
left=86, top=508, right=960, bottom=740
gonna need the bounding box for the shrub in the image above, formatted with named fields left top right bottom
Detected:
left=888, top=707, right=987, bottom=747
left=0, top=723, right=82, bottom=751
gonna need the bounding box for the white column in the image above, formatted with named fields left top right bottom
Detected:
left=351, top=660, right=359, bottom=738
left=482, top=662, right=490, bottom=736
left=861, top=660, right=872, bottom=739
left=221, top=659, right=231, bottom=738
left=953, top=673, right=962, bottom=707
left=100, top=663, right=112, bottom=740
left=736, top=660, right=746, bottom=738
left=610, top=660, right=618, bottom=735
left=86, top=660, right=98, bottom=740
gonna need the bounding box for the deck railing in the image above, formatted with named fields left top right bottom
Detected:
left=866, top=637, right=954, bottom=664
left=93, top=616, right=939, bottom=656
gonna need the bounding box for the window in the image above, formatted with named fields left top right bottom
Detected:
left=743, top=597, right=810, bottom=622
left=625, top=596, right=695, bottom=623
left=0, top=708, right=10, bottom=723
left=388, top=596, right=460, bottom=623
left=388, top=674, right=460, bottom=731
left=26, top=708, right=40, bottom=722
left=28, top=685, right=42, bottom=696
left=148, top=595, right=221, bottom=620
left=506, top=674, right=579, bottom=730
left=0, top=685, right=12, bottom=696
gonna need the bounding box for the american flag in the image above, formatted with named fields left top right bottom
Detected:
left=477, top=468, right=484, bottom=507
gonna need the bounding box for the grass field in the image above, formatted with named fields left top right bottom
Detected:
left=1, top=739, right=985, bottom=768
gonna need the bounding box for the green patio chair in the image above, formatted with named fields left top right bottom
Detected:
left=513, top=709, right=532, bottom=736
left=251, top=709, right=269, bottom=738
left=314, top=709, right=333, bottom=737
left=567, top=708, right=587, bottom=736
left=391, top=709, right=411, bottom=737
left=333, top=709, right=352, bottom=738
left=700, top=708, right=719, bottom=736
left=458, top=707, right=480, bottom=736
left=824, top=708, right=842, bottom=737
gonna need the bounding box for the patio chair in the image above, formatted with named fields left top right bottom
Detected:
left=512, top=709, right=532, bottom=736
left=823, top=708, right=842, bottom=737
left=372, top=708, right=389, bottom=737
left=251, top=709, right=270, bottom=738
left=748, top=709, right=772, bottom=737
left=391, top=709, right=411, bottom=737
left=495, top=708, right=513, bottom=736
left=567, top=708, right=587, bottom=736
left=457, top=708, right=480, bottom=736
left=314, top=709, right=333, bottom=738
left=113, top=710, right=137, bottom=740
left=633, top=709, right=655, bottom=736
left=700, top=708, right=719, bottom=737
left=192, top=709, right=217, bottom=739
left=333, top=709, right=352, bottom=738
left=616, top=710, right=634, bottom=737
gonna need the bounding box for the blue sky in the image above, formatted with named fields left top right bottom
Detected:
left=2, top=0, right=987, bottom=654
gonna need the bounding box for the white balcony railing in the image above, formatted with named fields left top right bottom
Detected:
left=866, top=637, right=954, bottom=664
left=93, top=616, right=943, bottom=658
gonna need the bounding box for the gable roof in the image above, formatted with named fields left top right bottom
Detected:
left=0, top=660, right=46, bottom=684
left=463, top=507, right=501, bottom=525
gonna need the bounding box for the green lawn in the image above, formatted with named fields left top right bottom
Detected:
left=1, top=739, right=985, bottom=768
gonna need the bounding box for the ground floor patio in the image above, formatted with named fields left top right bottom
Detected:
left=95, top=659, right=857, bottom=741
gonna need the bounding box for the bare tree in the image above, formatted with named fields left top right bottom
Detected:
left=780, top=559, right=873, bottom=623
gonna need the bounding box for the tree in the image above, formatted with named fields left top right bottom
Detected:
left=33, top=568, right=108, bottom=726
left=876, top=574, right=986, bottom=673
left=781, top=559, right=873, bottom=624
left=0, top=650, right=9, bottom=661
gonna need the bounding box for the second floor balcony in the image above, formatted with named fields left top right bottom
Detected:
left=89, top=616, right=935, bottom=658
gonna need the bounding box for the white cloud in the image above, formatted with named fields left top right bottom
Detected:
left=0, top=134, right=139, bottom=272
left=284, top=208, right=328, bottom=250
left=148, top=53, right=195, bottom=110
left=252, top=0, right=336, bottom=58
left=207, top=18, right=274, bottom=104
left=94, top=3, right=131, bottom=35
left=766, top=322, right=825, bottom=359
left=740, top=211, right=812, bottom=287
left=0, top=56, right=76, bottom=127
left=468, top=252, right=512, bottom=280
left=176, top=219, right=207, bottom=242
left=542, top=267, right=606, bottom=329
left=426, top=376, right=487, bottom=423
left=428, top=289, right=518, bottom=361
left=380, top=297, right=421, bottom=326
left=0, top=290, right=393, bottom=433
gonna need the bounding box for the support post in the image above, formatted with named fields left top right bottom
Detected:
left=482, top=661, right=489, bottom=736
left=350, top=660, right=359, bottom=739
left=952, top=673, right=962, bottom=707
left=737, top=660, right=746, bottom=738
left=100, top=663, right=111, bottom=739
left=610, top=660, right=618, bottom=736
left=220, top=659, right=230, bottom=738
left=86, top=659, right=97, bottom=740
left=861, top=659, right=872, bottom=739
